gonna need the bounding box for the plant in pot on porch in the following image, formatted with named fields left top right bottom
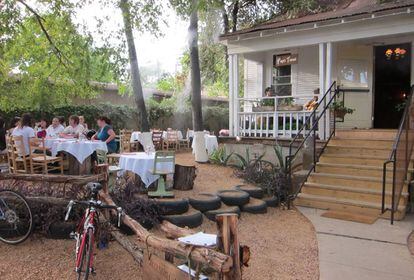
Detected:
left=253, top=98, right=275, bottom=112
left=330, top=101, right=355, bottom=119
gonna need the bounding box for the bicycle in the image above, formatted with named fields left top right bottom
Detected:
left=65, top=182, right=123, bottom=280
left=0, top=189, right=33, bottom=245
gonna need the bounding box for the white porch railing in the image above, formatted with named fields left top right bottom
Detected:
left=237, top=95, right=318, bottom=138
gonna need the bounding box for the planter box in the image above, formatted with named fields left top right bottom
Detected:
left=278, top=105, right=303, bottom=111
left=253, top=106, right=274, bottom=112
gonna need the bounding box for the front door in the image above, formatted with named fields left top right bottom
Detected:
left=373, top=43, right=411, bottom=128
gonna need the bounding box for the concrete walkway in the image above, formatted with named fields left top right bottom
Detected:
left=298, top=207, right=414, bottom=280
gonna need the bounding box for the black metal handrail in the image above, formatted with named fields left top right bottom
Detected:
left=381, top=85, right=414, bottom=224
left=285, top=82, right=340, bottom=206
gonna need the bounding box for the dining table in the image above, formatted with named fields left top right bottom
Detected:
left=191, top=134, right=218, bottom=155
left=44, top=137, right=108, bottom=175
left=118, top=152, right=175, bottom=188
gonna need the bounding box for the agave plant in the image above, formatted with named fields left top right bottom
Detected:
left=209, top=146, right=234, bottom=166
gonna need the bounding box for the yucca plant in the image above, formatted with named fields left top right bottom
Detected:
left=209, top=146, right=234, bottom=166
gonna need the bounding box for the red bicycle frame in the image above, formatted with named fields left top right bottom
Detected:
left=75, top=208, right=96, bottom=273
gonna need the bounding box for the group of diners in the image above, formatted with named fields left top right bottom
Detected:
left=0, top=113, right=117, bottom=156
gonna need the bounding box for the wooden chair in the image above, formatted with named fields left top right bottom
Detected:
left=120, top=129, right=138, bottom=151
left=162, top=130, right=179, bottom=151
left=96, top=150, right=122, bottom=191
left=29, top=138, right=64, bottom=174
left=179, top=130, right=190, bottom=150
left=152, top=130, right=163, bottom=150
left=119, top=133, right=132, bottom=153
left=7, top=136, right=30, bottom=174
left=148, top=151, right=175, bottom=198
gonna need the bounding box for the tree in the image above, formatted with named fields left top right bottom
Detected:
left=119, top=0, right=150, bottom=131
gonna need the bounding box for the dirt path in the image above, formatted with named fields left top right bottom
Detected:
left=0, top=152, right=318, bottom=280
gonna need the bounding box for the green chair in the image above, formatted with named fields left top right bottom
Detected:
left=147, top=151, right=175, bottom=198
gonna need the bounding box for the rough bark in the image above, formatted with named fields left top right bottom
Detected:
left=231, top=1, right=239, bottom=32
left=110, top=224, right=144, bottom=264
left=120, top=0, right=150, bottom=131
left=220, top=0, right=230, bottom=65
left=158, top=220, right=195, bottom=239
left=99, top=191, right=233, bottom=273
left=173, top=164, right=196, bottom=190
left=188, top=0, right=203, bottom=131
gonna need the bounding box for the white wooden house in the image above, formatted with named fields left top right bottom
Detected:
left=221, top=0, right=414, bottom=139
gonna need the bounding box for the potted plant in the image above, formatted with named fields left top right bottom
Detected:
left=278, top=97, right=302, bottom=111
left=253, top=98, right=275, bottom=112
left=331, top=101, right=355, bottom=119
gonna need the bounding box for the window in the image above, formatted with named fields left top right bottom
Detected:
left=272, top=54, right=292, bottom=96
left=337, top=59, right=368, bottom=88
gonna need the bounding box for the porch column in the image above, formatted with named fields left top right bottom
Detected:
left=319, top=43, right=326, bottom=139
left=229, top=54, right=234, bottom=136
left=325, top=42, right=333, bottom=139
left=228, top=54, right=239, bottom=137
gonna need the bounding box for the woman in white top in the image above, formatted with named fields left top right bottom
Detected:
left=60, top=115, right=85, bottom=138
left=11, top=113, right=35, bottom=156
left=79, top=116, right=88, bottom=131
left=46, top=117, right=65, bottom=137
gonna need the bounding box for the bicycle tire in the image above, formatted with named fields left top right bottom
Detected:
left=77, top=236, right=87, bottom=280
left=0, top=190, right=33, bottom=245
left=83, top=228, right=94, bottom=280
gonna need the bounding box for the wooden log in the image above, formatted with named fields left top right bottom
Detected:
left=158, top=220, right=195, bottom=239
left=173, top=164, right=196, bottom=191
left=99, top=191, right=233, bottom=273
left=216, top=214, right=241, bottom=280
left=0, top=172, right=105, bottom=184
left=110, top=224, right=144, bottom=264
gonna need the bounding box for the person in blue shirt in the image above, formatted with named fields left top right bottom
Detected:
left=92, top=116, right=117, bottom=153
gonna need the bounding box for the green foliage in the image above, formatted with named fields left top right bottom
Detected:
left=330, top=101, right=355, bottom=114
left=209, top=146, right=234, bottom=165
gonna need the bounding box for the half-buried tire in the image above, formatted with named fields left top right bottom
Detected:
left=204, top=206, right=241, bottom=222
left=155, top=198, right=189, bottom=215
left=217, top=190, right=250, bottom=206
left=262, top=196, right=279, bottom=207
left=162, top=208, right=203, bottom=228
left=189, top=193, right=221, bottom=212
left=241, top=198, right=267, bottom=214
left=235, top=185, right=264, bottom=199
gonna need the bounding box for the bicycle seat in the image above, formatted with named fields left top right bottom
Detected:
left=87, top=182, right=102, bottom=194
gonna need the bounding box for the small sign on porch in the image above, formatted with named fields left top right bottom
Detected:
left=274, top=54, right=298, bottom=67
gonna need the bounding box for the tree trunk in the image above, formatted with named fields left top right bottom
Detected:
left=231, top=0, right=239, bottom=32
left=188, top=0, right=203, bottom=131
left=120, top=0, right=150, bottom=132
left=173, top=164, right=196, bottom=190
left=220, top=0, right=230, bottom=65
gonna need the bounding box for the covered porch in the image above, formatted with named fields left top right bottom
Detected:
left=224, top=4, right=414, bottom=140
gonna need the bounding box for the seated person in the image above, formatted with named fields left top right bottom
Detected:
left=11, top=113, right=35, bottom=156
left=36, top=118, right=48, bottom=138
left=60, top=115, right=85, bottom=138
left=79, top=116, right=88, bottom=131
left=8, top=116, right=21, bottom=135
left=46, top=117, right=65, bottom=137
left=92, top=116, right=117, bottom=154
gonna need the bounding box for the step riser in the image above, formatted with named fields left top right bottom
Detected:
left=325, top=147, right=391, bottom=157
left=319, top=156, right=386, bottom=166
left=316, top=166, right=391, bottom=178
left=302, top=185, right=407, bottom=205
left=335, top=130, right=396, bottom=140
left=295, top=197, right=405, bottom=220
left=330, top=139, right=393, bottom=148
left=308, top=175, right=390, bottom=190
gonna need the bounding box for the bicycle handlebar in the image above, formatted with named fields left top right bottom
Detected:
left=65, top=199, right=123, bottom=227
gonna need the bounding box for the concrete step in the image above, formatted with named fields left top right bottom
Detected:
left=325, top=145, right=392, bottom=157
left=335, top=129, right=397, bottom=140
left=319, top=153, right=390, bottom=166
left=330, top=138, right=394, bottom=148
left=295, top=193, right=406, bottom=220
left=302, top=182, right=408, bottom=205
left=316, top=162, right=389, bottom=177
left=308, top=172, right=395, bottom=191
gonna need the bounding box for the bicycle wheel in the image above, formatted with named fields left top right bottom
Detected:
left=0, top=190, right=33, bottom=245
left=76, top=234, right=87, bottom=280
left=83, top=228, right=94, bottom=280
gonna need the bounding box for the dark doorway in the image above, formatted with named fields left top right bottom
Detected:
left=374, top=43, right=411, bottom=128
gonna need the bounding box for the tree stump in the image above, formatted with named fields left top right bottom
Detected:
left=173, top=164, right=196, bottom=191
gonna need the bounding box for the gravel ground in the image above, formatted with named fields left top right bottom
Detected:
left=0, top=151, right=319, bottom=280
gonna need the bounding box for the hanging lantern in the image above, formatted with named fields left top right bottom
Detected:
left=400, top=48, right=407, bottom=58
left=385, top=49, right=393, bottom=59
left=395, top=48, right=401, bottom=59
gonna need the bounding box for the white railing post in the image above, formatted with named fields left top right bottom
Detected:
left=229, top=54, right=234, bottom=136
left=319, top=42, right=326, bottom=140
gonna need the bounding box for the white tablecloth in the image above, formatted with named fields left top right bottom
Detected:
left=44, top=138, right=108, bottom=164
left=191, top=134, right=218, bottom=155
left=162, top=131, right=183, bottom=140
left=130, top=131, right=142, bottom=143
left=119, top=152, right=174, bottom=187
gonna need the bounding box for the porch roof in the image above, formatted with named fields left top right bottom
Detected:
left=220, top=0, right=414, bottom=40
